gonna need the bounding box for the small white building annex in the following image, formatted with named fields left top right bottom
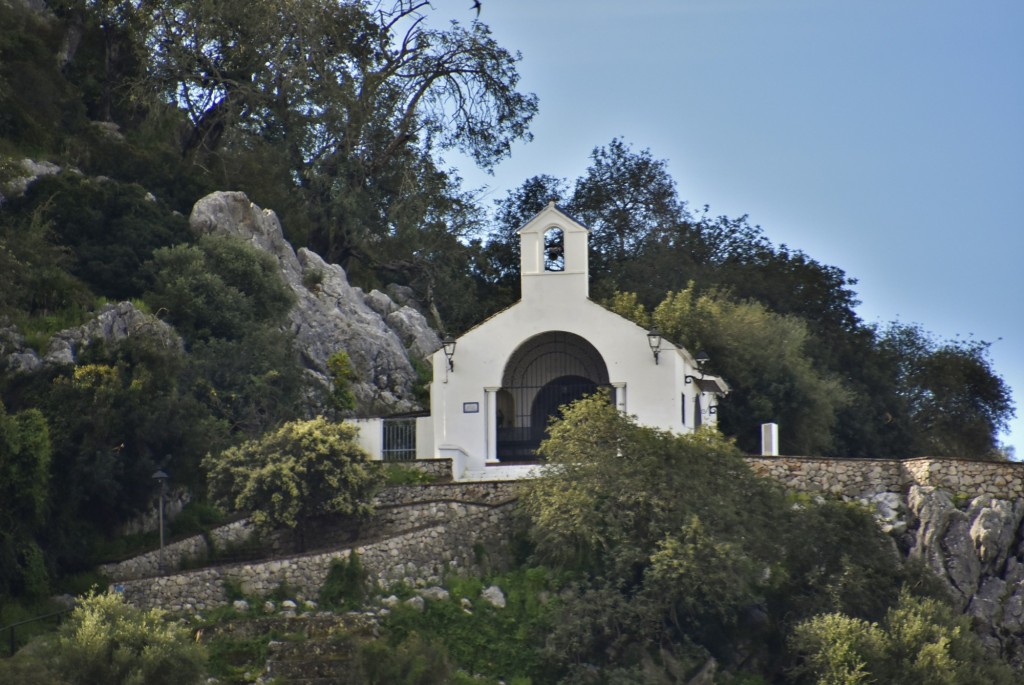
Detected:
left=418, top=201, right=728, bottom=480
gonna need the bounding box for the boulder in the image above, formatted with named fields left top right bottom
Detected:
left=480, top=585, right=506, bottom=609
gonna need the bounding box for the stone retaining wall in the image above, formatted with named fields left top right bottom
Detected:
left=745, top=456, right=1024, bottom=500
left=397, top=458, right=454, bottom=481
left=111, top=457, right=1024, bottom=613
left=117, top=502, right=515, bottom=612
left=102, top=482, right=518, bottom=582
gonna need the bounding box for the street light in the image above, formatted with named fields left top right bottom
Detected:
left=151, top=469, right=168, bottom=572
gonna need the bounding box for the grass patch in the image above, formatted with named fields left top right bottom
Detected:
left=384, top=463, right=436, bottom=486
left=380, top=567, right=563, bottom=683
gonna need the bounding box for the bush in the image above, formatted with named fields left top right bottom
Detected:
left=790, top=591, right=1018, bottom=685
left=359, top=632, right=454, bottom=685
left=319, top=552, right=369, bottom=610
left=52, top=590, right=206, bottom=685
left=204, top=418, right=383, bottom=551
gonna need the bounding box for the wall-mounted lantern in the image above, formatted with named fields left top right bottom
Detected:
left=441, top=338, right=457, bottom=372
left=685, top=350, right=711, bottom=383
left=647, top=328, right=663, bottom=364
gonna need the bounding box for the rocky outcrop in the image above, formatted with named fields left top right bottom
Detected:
left=0, top=158, right=62, bottom=204
left=1, top=301, right=182, bottom=374
left=747, top=456, right=1024, bottom=667
left=906, top=485, right=1024, bottom=667
left=188, top=191, right=439, bottom=414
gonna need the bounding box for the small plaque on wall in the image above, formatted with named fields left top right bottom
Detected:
left=463, top=402, right=480, bottom=413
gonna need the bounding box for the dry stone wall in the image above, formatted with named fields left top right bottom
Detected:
left=744, top=456, right=1024, bottom=500
left=110, top=457, right=1024, bottom=616
left=102, top=482, right=517, bottom=582
left=116, top=502, right=515, bottom=612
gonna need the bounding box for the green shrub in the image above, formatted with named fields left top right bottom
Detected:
left=319, top=552, right=369, bottom=610
left=381, top=568, right=559, bottom=683
left=268, top=581, right=295, bottom=603
left=359, top=632, right=454, bottom=685
left=327, top=350, right=357, bottom=413
left=790, top=591, right=1018, bottom=685
left=169, top=500, right=225, bottom=538
left=222, top=578, right=245, bottom=603
left=53, top=590, right=206, bottom=685
left=0, top=597, right=68, bottom=657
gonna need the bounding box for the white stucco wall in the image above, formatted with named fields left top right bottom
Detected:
left=352, top=418, right=384, bottom=460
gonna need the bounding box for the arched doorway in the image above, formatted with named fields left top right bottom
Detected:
left=497, top=332, right=610, bottom=461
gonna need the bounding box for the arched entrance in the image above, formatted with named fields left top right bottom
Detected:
left=497, top=332, right=610, bottom=461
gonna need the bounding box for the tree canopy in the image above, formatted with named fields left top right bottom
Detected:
left=518, top=394, right=938, bottom=681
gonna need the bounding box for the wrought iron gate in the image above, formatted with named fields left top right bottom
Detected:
left=382, top=417, right=416, bottom=462
left=496, top=332, right=610, bottom=461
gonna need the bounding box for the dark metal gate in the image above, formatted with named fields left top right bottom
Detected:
left=382, top=417, right=416, bottom=462
left=496, top=332, right=610, bottom=461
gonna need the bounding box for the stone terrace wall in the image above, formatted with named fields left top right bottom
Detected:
left=745, top=456, right=1024, bottom=500
left=398, top=458, right=454, bottom=481
left=102, top=482, right=519, bottom=582
left=745, top=457, right=903, bottom=498
left=901, top=457, right=1024, bottom=499
left=117, top=501, right=515, bottom=612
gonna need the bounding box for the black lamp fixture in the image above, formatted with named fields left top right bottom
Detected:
left=647, top=328, right=663, bottom=364
left=441, top=337, right=457, bottom=372
left=685, top=350, right=711, bottom=384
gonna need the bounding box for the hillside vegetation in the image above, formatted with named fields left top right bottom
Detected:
left=0, top=0, right=1016, bottom=666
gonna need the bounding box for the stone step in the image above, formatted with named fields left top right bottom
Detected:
left=264, top=635, right=362, bottom=683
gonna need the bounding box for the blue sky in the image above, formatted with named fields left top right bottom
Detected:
left=440, top=0, right=1024, bottom=456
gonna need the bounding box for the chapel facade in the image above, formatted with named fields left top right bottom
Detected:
left=424, top=202, right=728, bottom=480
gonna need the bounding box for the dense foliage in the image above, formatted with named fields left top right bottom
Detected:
left=204, top=418, right=383, bottom=549
left=516, top=395, right=1009, bottom=683
left=0, top=591, right=206, bottom=685
left=0, top=2, right=1011, bottom=667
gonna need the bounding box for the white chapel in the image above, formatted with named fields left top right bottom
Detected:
left=356, top=202, right=728, bottom=480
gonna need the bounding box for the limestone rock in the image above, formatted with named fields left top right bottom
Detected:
left=908, top=485, right=1024, bottom=668
left=1, top=158, right=61, bottom=202
left=188, top=191, right=439, bottom=414
left=1, top=302, right=182, bottom=376
left=481, top=585, right=506, bottom=609
left=418, top=586, right=450, bottom=602
left=968, top=495, right=1021, bottom=571
left=0, top=325, right=41, bottom=374
left=43, top=301, right=183, bottom=367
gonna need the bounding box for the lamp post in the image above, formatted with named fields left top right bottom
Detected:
left=152, top=469, right=168, bottom=572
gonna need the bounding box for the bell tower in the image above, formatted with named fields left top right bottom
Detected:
left=517, top=201, right=590, bottom=304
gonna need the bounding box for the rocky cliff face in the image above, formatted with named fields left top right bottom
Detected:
left=1, top=190, right=438, bottom=415
left=903, top=486, right=1024, bottom=667
left=188, top=191, right=438, bottom=414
